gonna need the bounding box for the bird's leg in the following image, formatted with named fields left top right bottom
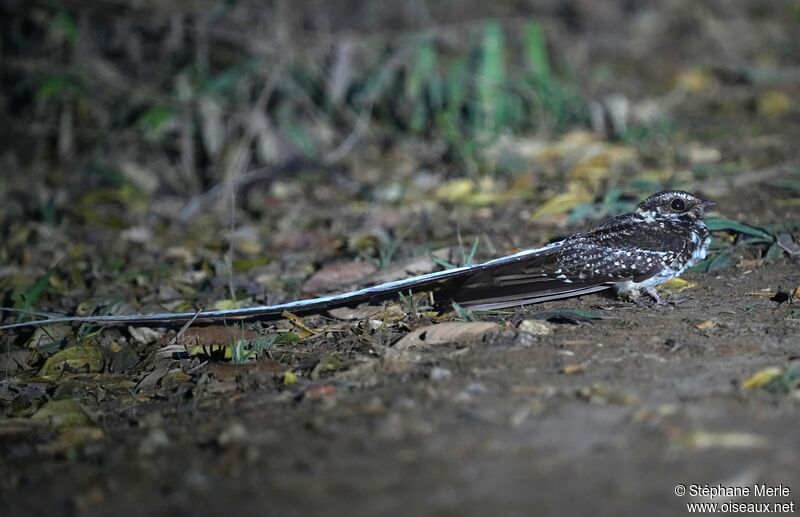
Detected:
left=616, top=285, right=650, bottom=307
left=642, top=286, right=667, bottom=305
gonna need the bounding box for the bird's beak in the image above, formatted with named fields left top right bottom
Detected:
left=701, top=199, right=716, bottom=210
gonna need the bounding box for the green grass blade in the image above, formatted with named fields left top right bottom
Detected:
left=477, top=22, right=506, bottom=133
left=705, top=217, right=774, bottom=240
left=524, top=22, right=551, bottom=83
left=14, top=269, right=54, bottom=312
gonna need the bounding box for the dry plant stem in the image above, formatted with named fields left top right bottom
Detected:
left=324, top=105, right=374, bottom=165
left=168, top=310, right=202, bottom=349
left=323, top=42, right=413, bottom=164
left=226, top=68, right=282, bottom=299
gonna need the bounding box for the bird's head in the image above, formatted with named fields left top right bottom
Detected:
left=634, top=190, right=715, bottom=222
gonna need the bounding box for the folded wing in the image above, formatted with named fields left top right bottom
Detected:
left=443, top=237, right=666, bottom=310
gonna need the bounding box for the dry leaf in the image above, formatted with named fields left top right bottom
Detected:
left=482, top=134, right=547, bottom=163
left=435, top=178, right=475, bottom=203
left=531, top=130, right=597, bottom=161
left=328, top=305, right=388, bottom=321
left=695, top=320, right=716, bottom=330
left=213, top=299, right=249, bottom=311
left=367, top=257, right=438, bottom=284
left=281, top=311, right=318, bottom=338
left=310, top=353, right=344, bottom=379
left=741, top=367, right=783, bottom=389
left=282, top=371, right=298, bottom=385
left=26, top=324, right=74, bottom=352
left=177, top=327, right=259, bottom=348
left=561, top=363, right=587, bottom=375
left=367, top=248, right=456, bottom=285
left=675, top=67, right=716, bottom=93
left=530, top=186, right=593, bottom=221
left=305, top=384, right=336, bottom=401
left=393, top=322, right=501, bottom=350
left=229, top=225, right=264, bottom=255
left=135, top=364, right=170, bottom=395
left=210, top=359, right=284, bottom=381
left=747, top=291, right=775, bottom=298
left=681, top=431, right=768, bottom=450
left=686, top=144, right=721, bottom=164
left=569, top=147, right=635, bottom=186
left=38, top=426, right=104, bottom=455
left=658, top=278, right=696, bottom=293
left=577, top=383, right=638, bottom=405
left=30, top=399, right=93, bottom=429
left=128, top=326, right=166, bottom=344
left=38, top=345, right=104, bottom=377
left=757, top=90, right=793, bottom=118
left=433, top=177, right=511, bottom=206
left=302, top=261, right=377, bottom=293
left=159, top=369, right=192, bottom=390
left=48, top=373, right=136, bottom=391
left=519, top=319, right=553, bottom=335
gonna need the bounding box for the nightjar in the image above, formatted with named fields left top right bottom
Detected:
left=0, top=190, right=715, bottom=330
left=441, top=190, right=714, bottom=309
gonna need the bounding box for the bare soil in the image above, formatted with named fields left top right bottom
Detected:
left=3, top=195, right=800, bottom=517
left=2, top=2, right=800, bottom=516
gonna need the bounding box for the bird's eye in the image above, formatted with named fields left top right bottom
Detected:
left=670, top=198, right=686, bottom=211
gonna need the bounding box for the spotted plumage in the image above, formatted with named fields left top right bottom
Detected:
left=0, top=190, right=714, bottom=330
left=443, top=190, right=713, bottom=309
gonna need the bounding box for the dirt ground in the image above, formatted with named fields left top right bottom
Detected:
left=3, top=196, right=800, bottom=517
left=3, top=2, right=800, bottom=516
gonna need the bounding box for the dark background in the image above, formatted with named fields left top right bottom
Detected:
left=1, top=2, right=799, bottom=516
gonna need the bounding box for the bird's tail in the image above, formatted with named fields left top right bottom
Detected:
left=0, top=243, right=568, bottom=330
left=0, top=263, right=478, bottom=330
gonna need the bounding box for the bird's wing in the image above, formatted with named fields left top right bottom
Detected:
left=445, top=237, right=667, bottom=311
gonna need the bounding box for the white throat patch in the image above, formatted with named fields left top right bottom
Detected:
left=635, top=209, right=657, bottom=223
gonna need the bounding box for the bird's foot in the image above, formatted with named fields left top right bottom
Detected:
left=642, top=287, right=690, bottom=305
left=643, top=287, right=666, bottom=305
left=617, top=286, right=681, bottom=307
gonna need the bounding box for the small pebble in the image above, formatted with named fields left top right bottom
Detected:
left=464, top=382, right=488, bottom=395
left=138, top=428, right=169, bottom=456
left=217, top=421, right=249, bottom=447
left=430, top=367, right=452, bottom=382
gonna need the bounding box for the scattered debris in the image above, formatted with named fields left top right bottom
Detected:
left=519, top=319, right=554, bottom=335
left=680, top=431, right=769, bottom=451
left=741, top=367, right=783, bottom=389
left=561, top=363, right=588, bottom=375
left=429, top=367, right=452, bottom=382
left=695, top=320, right=716, bottom=331
left=302, top=261, right=378, bottom=293
left=393, top=322, right=501, bottom=350
left=38, top=345, right=104, bottom=377
left=217, top=422, right=250, bottom=447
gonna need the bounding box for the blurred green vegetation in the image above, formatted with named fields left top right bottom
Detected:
left=3, top=4, right=587, bottom=190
